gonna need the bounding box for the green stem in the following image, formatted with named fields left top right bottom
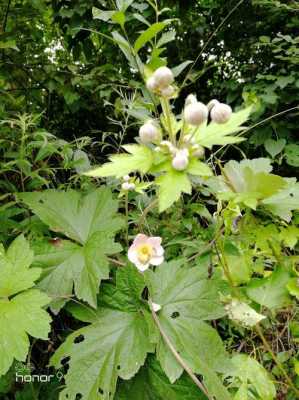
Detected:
left=125, top=191, right=129, bottom=246
left=161, top=97, right=175, bottom=144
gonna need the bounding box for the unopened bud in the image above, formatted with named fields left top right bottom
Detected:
left=207, top=99, right=219, bottom=111
left=210, top=103, right=232, bottom=124
left=185, top=94, right=197, bottom=106
left=160, top=85, right=175, bottom=98
left=192, top=144, right=205, bottom=158
left=123, top=175, right=130, bottom=182
left=146, top=76, right=159, bottom=92
left=153, top=66, right=174, bottom=88
left=122, top=182, right=135, bottom=191
left=172, top=150, right=189, bottom=171
left=184, top=102, right=208, bottom=126
left=139, top=121, right=159, bottom=144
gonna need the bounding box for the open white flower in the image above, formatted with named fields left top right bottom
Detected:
left=128, top=234, right=164, bottom=272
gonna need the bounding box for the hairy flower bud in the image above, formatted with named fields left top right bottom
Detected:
left=210, top=103, right=232, bottom=124
left=207, top=99, right=219, bottom=111
left=146, top=76, right=158, bottom=92
left=139, top=121, right=159, bottom=144
left=160, top=85, right=175, bottom=98
left=122, top=182, right=135, bottom=191
left=192, top=144, right=205, bottom=158
left=185, top=94, right=197, bottom=106
left=184, top=102, right=208, bottom=126
left=172, top=149, right=189, bottom=171
left=153, top=66, right=174, bottom=88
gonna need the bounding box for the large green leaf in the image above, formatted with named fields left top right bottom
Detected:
left=156, top=170, right=192, bottom=212
left=50, top=267, right=152, bottom=400
left=20, top=189, right=123, bottom=309
left=116, top=356, right=207, bottom=400
left=225, top=354, right=276, bottom=400
left=147, top=261, right=231, bottom=400
left=246, top=266, right=291, bottom=310
left=262, top=180, right=299, bottom=222
left=19, top=188, right=123, bottom=244
left=0, top=236, right=51, bottom=376
left=195, top=107, right=252, bottom=149
left=211, top=158, right=287, bottom=210
left=85, top=145, right=154, bottom=179
left=0, top=235, right=39, bottom=297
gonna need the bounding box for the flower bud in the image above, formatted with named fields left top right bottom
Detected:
left=184, top=102, right=208, bottom=126
left=123, top=175, right=130, bottom=182
left=185, top=94, right=197, bottom=106
left=146, top=76, right=159, bottom=92
left=122, top=182, right=135, bottom=191
left=139, top=121, right=159, bottom=144
left=210, top=103, right=232, bottom=124
left=153, top=66, right=174, bottom=88
left=183, top=134, right=196, bottom=145
left=192, top=144, right=205, bottom=158
left=160, top=85, right=175, bottom=98
left=172, top=149, right=189, bottom=171
left=160, top=140, right=176, bottom=154
left=207, top=99, right=219, bottom=111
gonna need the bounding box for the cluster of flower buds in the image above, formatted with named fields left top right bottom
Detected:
left=121, top=175, right=136, bottom=191
left=146, top=66, right=175, bottom=98
left=184, top=95, right=232, bottom=126
left=139, top=120, right=160, bottom=144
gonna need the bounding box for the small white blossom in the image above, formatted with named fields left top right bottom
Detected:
left=153, top=66, right=174, bottom=88
left=123, top=175, right=130, bottom=182
left=184, top=102, right=208, bottom=126
left=210, top=103, right=232, bottom=124
left=128, top=234, right=164, bottom=272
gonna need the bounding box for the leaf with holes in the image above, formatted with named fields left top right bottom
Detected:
left=20, top=188, right=123, bottom=309
left=50, top=266, right=153, bottom=400
left=146, top=260, right=232, bottom=400
left=0, top=236, right=51, bottom=376
left=116, top=355, right=207, bottom=400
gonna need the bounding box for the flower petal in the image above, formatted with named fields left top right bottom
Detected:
left=150, top=255, right=164, bottom=266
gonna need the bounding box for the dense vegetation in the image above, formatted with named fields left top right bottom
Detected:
left=0, top=1, right=298, bottom=399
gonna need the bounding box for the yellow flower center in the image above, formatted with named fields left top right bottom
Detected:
left=137, top=244, right=153, bottom=264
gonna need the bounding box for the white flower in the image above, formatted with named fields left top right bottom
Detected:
left=146, top=76, right=159, bottom=92
left=210, top=103, right=232, bottom=124
left=160, top=85, right=175, bottom=98
left=151, top=302, right=162, bottom=312
left=172, top=149, right=189, bottom=171
left=184, top=102, right=208, bottom=126
left=122, top=182, right=135, bottom=191
left=153, top=66, right=174, bottom=88
left=128, top=234, right=164, bottom=272
left=185, top=94, right=197, bottom=106
left=139, top=121, right=159, bottom=144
